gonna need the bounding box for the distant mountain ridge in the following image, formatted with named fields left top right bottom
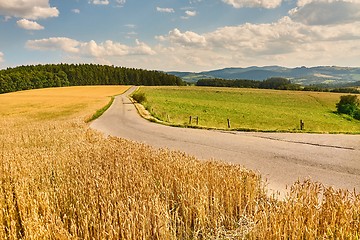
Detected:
left=169, top=66, right=360, bottom=86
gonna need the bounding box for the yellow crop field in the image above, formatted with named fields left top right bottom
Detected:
left=0, top=86, right=129, bottom=122
left=0, top=86, right=359, bottom=239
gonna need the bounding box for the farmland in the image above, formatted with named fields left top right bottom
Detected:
left=137, top=86, right=360, bottom=133
left=1, top=86, right=360, bottom=239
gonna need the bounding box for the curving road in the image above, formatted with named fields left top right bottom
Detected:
left=90, top=86, right=360, bottom=195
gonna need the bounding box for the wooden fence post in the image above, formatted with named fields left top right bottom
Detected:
left=227, top=118, right=231, bottom=128
left=300, top=120, right=304, bottom=130
left=189, top=116, right=192, bottom=124
left=196, top=116, right=199, bottom=125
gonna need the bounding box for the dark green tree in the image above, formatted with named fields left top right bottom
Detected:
left=0, top=64, right=184, bottom=94
left=336, top=95, right=360, bottom=119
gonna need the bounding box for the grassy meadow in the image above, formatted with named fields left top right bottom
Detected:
left=138, top=86, right=360, bottom=133
left=1, top=86, right=360, bottom=239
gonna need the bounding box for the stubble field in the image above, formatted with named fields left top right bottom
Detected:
left=0, top=86, right=359, bottom=239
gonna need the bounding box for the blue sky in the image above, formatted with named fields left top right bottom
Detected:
left=1, top=0, right=360, bottom=71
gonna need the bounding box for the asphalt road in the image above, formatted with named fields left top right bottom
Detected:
left=90, top=86, right=360, bottom=195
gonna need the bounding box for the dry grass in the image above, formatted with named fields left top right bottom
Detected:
left=0, top=86, right=359, bottom=239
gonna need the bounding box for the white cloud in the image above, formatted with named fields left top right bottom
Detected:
left=222, top=0, right=282, bottom=8
left=185, top=10, right=197, bottom=16
left=297, top=0, right=360, bottom=7
left=125, top=24, right=136, bottom=28
left=204, top=17, right=307, bottom=54
left=290, top=0, right=360, bottom=25
left=155, top=17, right=360, bottom=70
left=0, top=52, right=4, bottom=62
left=17, top=19, right=44, bottom=30
left=133, top=39, right=156, bottom=55
left=26, top=37, right=80, bottom=53
left=116, top=0, right=126, bottom=6
left=156, top=7, right=175, bottom=13
left=0, top=0, right=59, bottom=20
left=72, top=9, right=80, bottom=14
left=181, top=10, right=197, bottom=19
left=26, top=37, right=156, bottom=57
left=157, top=28, right=207, bottom=47
left=89, top=0, right=109, bottom=5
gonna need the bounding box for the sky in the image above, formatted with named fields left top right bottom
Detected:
left=1, top=0, right=360, bottom=72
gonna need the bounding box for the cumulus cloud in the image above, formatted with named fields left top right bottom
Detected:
left=204, top=17, right=307, bottom=54
left=17, top=19, right=44, bottom=30
left=0, top=52, right=3, bottom=62
left=26, top=37, right=156, bottom=57
left=222, top=0, right=282, bottom=9
left=133, top=39, right=156, bottom=55
left=156, top=7, right=175, bottom=13
left=181, top=10, right=197, bottom=19
left=159, top=16, right=360, bottom=54
left=0, top=0, right=59, bottom=20
left=290, top=0, right=360, bottom=25
left=297, top=0, right=360, bottom=7
left=157, top=28, right=206, bottom=47
left=89, top=0, right=109, bottom=5
left=185, top=10, right=197, bottom=16
left=26, top=37, right=80, bottom=53
left=155, top=16, right=360, bottom=69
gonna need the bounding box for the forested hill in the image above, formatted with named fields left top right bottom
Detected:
left=0, top=64, right=184, bottom=94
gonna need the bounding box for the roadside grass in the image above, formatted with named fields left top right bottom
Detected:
left=85, top=96, right=115, bottom=123
left=0, top=86, right=359, bottom=239
left=138, top=86, right=360, bottom=133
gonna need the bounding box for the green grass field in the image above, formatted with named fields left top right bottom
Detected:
left=137, top=86, right=360, bottom=133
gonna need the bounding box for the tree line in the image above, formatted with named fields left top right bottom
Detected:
left=0, top=64, right=184, bottom=94
left=196, top=77, right=301, bottom=90
left=196, top=78, right=360, bottom=93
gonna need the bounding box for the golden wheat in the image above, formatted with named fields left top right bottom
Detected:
left=0, top=86, right=359, bottom=239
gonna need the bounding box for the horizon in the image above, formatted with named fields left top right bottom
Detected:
left=3, top=63, right=360, bottom=74
left=1, top=0, right=360, bottom=72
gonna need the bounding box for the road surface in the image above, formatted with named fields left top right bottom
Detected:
left=90, top=86, right=360, bottom=195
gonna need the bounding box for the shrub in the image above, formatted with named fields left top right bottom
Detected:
left=354, top=109, right=360, bottom=120
left=336, top=95, right=359, bottom=116
left=132, top=92, right=146, bottom=103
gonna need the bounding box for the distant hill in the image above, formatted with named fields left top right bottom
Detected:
left=169, top=66, right=360, bottom=86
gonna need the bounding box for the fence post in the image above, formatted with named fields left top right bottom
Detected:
left=196, top=116, right=199, bottom=125
left=227, top=118, right=231, bottom=128
left=189, top=116, right=192, bottom=124
left=300, top=120, right=304, bottom=130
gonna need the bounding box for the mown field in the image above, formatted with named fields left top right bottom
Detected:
left=137, top=86, right=360, bottom=133
left=1, top=86, right=360, bottom=239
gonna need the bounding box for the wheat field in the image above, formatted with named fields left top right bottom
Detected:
left=0, top=86, right=359, bottom=239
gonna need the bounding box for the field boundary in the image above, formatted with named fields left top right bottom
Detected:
left=86, top=87, right=131, bottom=123
left=85, top=96, right=115, bottom=123
left=132, top=87, right=360, bottom=134
left=130, top=98, right=360, bottom=134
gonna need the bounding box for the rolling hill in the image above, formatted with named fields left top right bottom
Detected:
left=169, top=66, right=360, bottom=86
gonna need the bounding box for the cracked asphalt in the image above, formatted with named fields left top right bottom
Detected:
left=90, top=86, right=360, bottom=196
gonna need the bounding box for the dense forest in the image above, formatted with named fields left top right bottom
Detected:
left=0, top=64, right=184, bottom=94
left=197, top=78, right=360, bottom=93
